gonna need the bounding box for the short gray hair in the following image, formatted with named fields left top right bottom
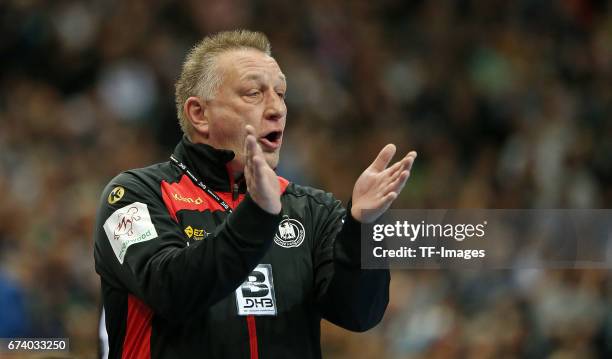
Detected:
left=174, top=30, right=272, bottom=135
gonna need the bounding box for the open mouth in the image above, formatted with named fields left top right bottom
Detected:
left=259, top=130, right=283, bottom=150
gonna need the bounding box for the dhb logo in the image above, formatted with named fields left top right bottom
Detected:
left=244, top=298, right=274, bottom=308
left=241, top=270, right=270, bottom=297
left=235, top=264, right=277, bottom=316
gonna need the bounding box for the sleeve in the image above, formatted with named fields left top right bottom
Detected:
left=313, top=196, right=390, bottom=332
left=93, top=171, right=281, bottom=323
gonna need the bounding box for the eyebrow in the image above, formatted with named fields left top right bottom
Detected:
left=241, top=73, right=287, bottom=84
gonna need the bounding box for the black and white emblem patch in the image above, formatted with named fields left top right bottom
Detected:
left=274, top=215, right=305, bottom=248
left=235, top=264, right=277, bottom=316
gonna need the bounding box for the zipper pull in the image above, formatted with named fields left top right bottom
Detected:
left=232, top=183, right=239, bottom=201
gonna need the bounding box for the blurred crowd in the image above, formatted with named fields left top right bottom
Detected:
left=0, top=0, right=611, bottom=357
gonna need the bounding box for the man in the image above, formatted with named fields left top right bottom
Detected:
left=94, top=30, right=416, bottom=358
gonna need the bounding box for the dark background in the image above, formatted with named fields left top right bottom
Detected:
left=0, top=0, right=611, bottom=357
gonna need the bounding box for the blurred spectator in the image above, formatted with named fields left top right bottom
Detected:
left=0, top=269, right=30, bottom=337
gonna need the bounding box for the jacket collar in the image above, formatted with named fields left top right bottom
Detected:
left=171, top=136, right=246, bottom=193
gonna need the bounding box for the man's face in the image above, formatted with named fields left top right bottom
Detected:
left=202, top=49, right=287, bottom=169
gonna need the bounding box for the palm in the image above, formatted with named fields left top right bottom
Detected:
left=351, top=144, right=417, bottom=223
left=243, top=125, right=281, bottom=214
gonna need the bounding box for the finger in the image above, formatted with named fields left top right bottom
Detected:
left=379, top=192, right=398, bottom=206
left=253, top=136, right=265, bottom=158
left=383, top=159, right=404, bottom=176
left=252, top=146, right=272, bottom=179
left=244, top=125, right=256, bottom=155
left=245, top=134, right=257, bottom=165
left=396, top=151, right=417, bottom=171
left=245, top=125, right=257, bottom=166
left=382, top=166, right=403, bottom=186
left=382, top=150, right=417, bottom=177
left=369, top=144, right=396, bottom=172
left=251, top=154, right=265, bottom=179
left=245, top=134, right=259, bottom=181
left=386, top=157, right=412, bottom=180
left=246, top=125, right=265, bottom=160
left=405, top=151, right=417, bottom=171
left=371, top=191, right=399, bottom=211
left=384, top=154, right=413, bottom=181
left=383, top=170, right=410, bottom=194
left=393, top=170, right=411, bottom=189
left=247, top=155, right=263, bottom=194
left=245, top=124, right=256, bottom=136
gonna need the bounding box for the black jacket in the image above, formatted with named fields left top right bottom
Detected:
left=94, top=137, right=390, bottom=358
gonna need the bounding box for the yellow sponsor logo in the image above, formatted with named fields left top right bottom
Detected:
left=184, top=226, right=207, bottom=240
left=173, top=193, right=204, bottom=205
left=108, top=186, right=125, bottom=204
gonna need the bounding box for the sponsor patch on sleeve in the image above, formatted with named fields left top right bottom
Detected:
left=107, top=186, right=125, bottom=204
left=103, top=202, right=158, bottom=264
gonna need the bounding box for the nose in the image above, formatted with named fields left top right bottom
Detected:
left=263, top=91, right=286, bottom=122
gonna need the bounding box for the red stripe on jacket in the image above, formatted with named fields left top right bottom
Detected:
left=247, top=315, right=259, bottom=359
left=161, top=174, right=290, bottom=221
left=122, top=295, right=153, bottom=359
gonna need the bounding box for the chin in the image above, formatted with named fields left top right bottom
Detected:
left=264, top=153, right=280, bottom=169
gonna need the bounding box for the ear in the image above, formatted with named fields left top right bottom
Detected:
left=184, top=96, right=209, bottom=138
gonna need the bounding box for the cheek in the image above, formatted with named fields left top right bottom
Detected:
left=207, top=101, right=264, bottom=149
left=208, top=106, right=242, bottom=138
left=240, top=106, right=264, bottom=127
left=210, top=120, right=241, bottom=146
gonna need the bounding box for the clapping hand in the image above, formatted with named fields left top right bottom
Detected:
left=350, top=144, right=417, bottom=223
left=243, top=125, right=281, bottom=214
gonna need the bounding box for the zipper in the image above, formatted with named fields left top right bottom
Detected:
left=232, top=183, right=239, bottom=202
left=226, top=165, right=245, bottom=207
left=226, top=164, right=237, bottom=207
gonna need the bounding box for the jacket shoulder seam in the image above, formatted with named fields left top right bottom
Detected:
left=284, top=184, right=341, bottom=214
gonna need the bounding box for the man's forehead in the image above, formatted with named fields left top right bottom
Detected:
left=218, top=49, right=285, bottom=83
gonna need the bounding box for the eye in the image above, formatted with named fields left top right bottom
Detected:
left=247, top=90, right=261, bottom=97
left=276, top=92, right=285, bottom=99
